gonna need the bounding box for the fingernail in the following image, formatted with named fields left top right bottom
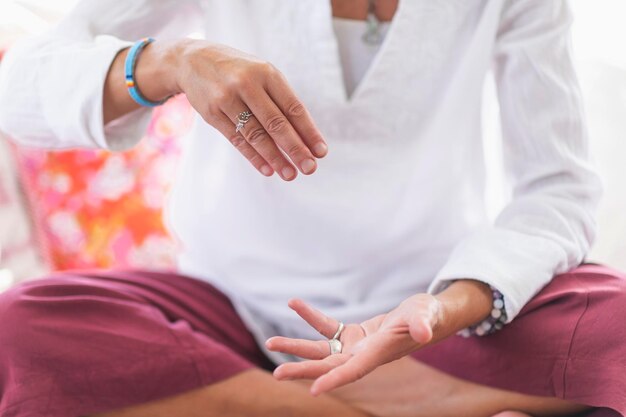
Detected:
left=313, top=143, right=328, bottom=157
left=301, top=159, right=316, bottom=175
left=260, top=165, right=273, bottom=176
left=281, top=166, right=296, bottom=180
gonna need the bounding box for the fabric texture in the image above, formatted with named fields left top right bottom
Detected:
left=11, top=95, right=192, bottom=270
left=0, top=265, right=624, bottom=417
left=414, top=264, right=626, bottom=417
left=0, top=269, right=273, bottom=417
left=1, top=24, right=192, bottom=275
left=0, top=0, right=602, bottom=364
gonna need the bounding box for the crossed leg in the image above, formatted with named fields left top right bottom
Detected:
left=2, top=266, right=621, bottom=416
left=328, top=357, right=588, bottom=417
left=92, top=358, right=587, bottom=417
left=91, top=369, right=371, bottom=417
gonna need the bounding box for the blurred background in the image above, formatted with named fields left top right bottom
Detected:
left=1, top=0, right=625, bottom=292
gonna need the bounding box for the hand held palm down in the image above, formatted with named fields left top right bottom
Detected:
left=175, top=41, right=328, bottom=181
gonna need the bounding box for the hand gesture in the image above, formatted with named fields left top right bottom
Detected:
left=266, top=295, right=444, bottom=395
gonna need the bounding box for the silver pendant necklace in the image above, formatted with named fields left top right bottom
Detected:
left=362, top=0, right=384, bottom=45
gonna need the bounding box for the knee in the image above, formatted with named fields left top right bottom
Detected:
left=559, top=264, right=626, bottom=310
left=555, top=265, right=626, bottom=348
left=583, top=270, right=626, bottom=328
left=516, top=266, right=626, bottom=343
left=0, top=283, right=39, bottom=355
left=540, top=265, right=625, bottom=310
left=0, top=278, right=75, bottom=355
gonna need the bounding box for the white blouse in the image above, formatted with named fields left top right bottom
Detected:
left=0, top=0, right=601, bottom=364
left=332, top=17, right=391, bottom=97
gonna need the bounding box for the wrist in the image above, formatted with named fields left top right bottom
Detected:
left=434, top=280, right=493, bottom=337
left=133, top=39, right=185, bottom=102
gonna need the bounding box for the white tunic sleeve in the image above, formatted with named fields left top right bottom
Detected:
left=428, top=0, right=602, bottom=322
left=0, top=0, right=203, bottom=151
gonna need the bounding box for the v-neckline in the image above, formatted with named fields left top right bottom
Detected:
left=325, top=0, right=405, bottom=104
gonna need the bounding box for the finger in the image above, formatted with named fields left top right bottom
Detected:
left=288, top=298, right=341, bottom=339
left=264, top=73, right=328, bottom=158
left=209, top=111, right=274, bottom=176
left=265, top=336, right=331, bottom=360
left=273, top=353, right=349, bottom=381
left=225, top=101, right=298, bottom=181
left=241, top=87, right=319, bottom=175
left=310, top=338, right=387, bottom=395
left=408, top=316, right=434, bottom=344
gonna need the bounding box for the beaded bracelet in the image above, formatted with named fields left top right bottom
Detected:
left=124, top=37, right=169, bottom=108
left=458, top=286, right=508, bottom=338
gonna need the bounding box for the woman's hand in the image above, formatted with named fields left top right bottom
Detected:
left=105, top=39, right=327, bottom=181
left=174, top=40, right=328, bottom=180
left=266, top=280, right=493, bottom=396
left=266, top=295, right=443, bottom=395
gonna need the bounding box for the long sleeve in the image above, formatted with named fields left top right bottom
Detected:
left=428, top=0, right=602, bottom=321
left=0, top=0, right=203, bottom=151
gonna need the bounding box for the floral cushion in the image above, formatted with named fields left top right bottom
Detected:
left=13, top=96, right=193, bottom=270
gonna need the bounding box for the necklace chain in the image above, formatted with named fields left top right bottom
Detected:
left=362, top=0, right=384, bottom=45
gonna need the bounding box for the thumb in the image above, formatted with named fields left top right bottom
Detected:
left=408, top=316, right=433, bottom=344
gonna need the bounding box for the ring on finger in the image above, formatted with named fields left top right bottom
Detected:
left=235, top=110, right=254, bottom=133
left=331, top=321, right=345, bottom=340
left=328, top=338, right=343, bottom=355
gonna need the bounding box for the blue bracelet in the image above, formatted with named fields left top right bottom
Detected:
left=124, top=37, right=169, bottom=107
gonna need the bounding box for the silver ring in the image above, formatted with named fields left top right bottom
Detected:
left=235, top=110, right=253, bottom=133
left=331, top=321, right=344, bottom=340
left=328, top=338, right=343, bottom=355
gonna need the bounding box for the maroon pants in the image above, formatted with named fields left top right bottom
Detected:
left=0, top=265, right=624, bottom=417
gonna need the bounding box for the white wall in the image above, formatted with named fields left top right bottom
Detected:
left=562, top=0, right=626, bottom=269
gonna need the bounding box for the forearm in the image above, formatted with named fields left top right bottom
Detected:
left=105, top=36, right=327, bottom=179
left=432, top=279, right=493, bottom=342
left=103, top=39, right=183, bottom=124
